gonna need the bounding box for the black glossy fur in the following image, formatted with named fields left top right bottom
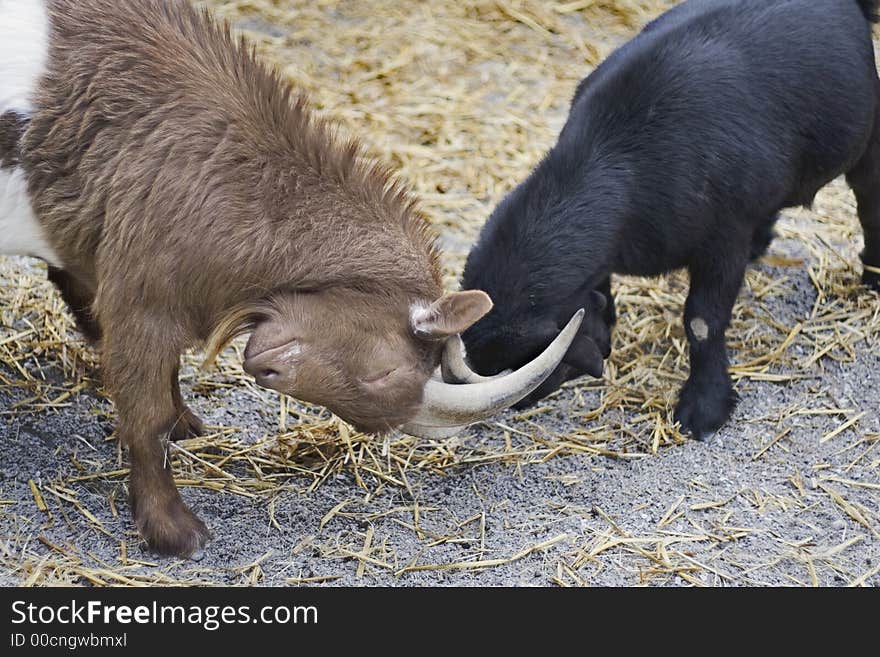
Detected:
left=462, top=0, right=880, bottom=439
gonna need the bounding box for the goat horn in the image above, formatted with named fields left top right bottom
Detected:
left=401, top=309, right=584, bottom=435
left=440, top=334, right=510, bottom=384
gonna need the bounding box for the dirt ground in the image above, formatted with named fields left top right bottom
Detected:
left=1, top=1, right=879, bottom=587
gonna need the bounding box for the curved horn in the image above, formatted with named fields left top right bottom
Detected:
left=401, top=309, right=584, bottom=434
left=440, top=335, right=509, bottom=384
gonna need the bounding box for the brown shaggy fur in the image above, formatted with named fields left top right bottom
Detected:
left=17, top=0, right=457, bottom=557
left=0, top=111, right=26, bottom=169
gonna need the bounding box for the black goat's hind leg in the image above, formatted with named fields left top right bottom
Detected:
left=846, top=100, right=880, bottom=292
left=675, top=249, right=749, bottom=440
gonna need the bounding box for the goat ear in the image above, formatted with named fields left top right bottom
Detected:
left=589, top=289, right=607, bottom=313
left=562, top=334, right=604, bottom=378
left=412, top=290, right=493, bottom=339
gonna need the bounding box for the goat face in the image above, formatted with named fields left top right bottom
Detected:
left=241, top=288, right=493, bottom=433
left=461, top=284, right=613, bottom=409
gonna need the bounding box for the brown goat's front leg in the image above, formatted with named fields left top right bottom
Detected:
left=675, top=250, right=748, bottom=440
left=169, top=365, right=205, bottom=442
left=104, top=333, right=210, bottom=557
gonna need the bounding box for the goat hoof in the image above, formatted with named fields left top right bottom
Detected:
left=169, top=406, right=206, bottom=441
left=675, top=378, right=738, bottom=440
left=132, top=493, right=211, bottom=558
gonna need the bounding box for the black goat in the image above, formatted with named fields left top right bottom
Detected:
left=461, top=0, right=880, bottom=439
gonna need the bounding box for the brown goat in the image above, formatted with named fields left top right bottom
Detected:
left=0, top=0, right=578, bottom=557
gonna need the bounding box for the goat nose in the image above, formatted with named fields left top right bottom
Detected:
left=259, top=367, right=281, bottom=381
left=243, top=354, right=286, bottom=386
left=249, top=365, right=285, bottom=390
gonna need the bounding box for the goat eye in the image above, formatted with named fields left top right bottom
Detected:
left=363, top=368, right=396, bottom=384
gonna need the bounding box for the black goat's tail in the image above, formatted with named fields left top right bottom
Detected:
left=857, top=0, right=880, bottom=23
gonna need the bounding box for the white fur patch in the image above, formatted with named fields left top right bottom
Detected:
left=282, top=343, right=302, bottom=361
left=0, top=168, right=59, bottom=265
left=409, top=301, right=434, bottom=333
left=0, top=0, right=49, bottom=115
left=690, top=317, right=710, bottom=341
left=0, top=0, right=59, bottom=266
